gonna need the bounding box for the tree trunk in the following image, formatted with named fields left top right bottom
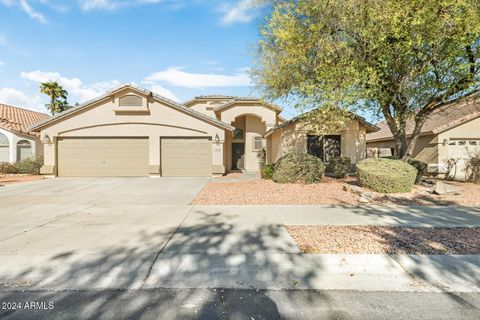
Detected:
left=400, top=115, right=428, bottom=160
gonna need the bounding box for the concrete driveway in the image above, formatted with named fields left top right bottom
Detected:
left=0, top=178, right=479, bottom=318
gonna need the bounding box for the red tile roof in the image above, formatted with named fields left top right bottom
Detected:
left=0, top=103, right=50, bottom=137
left=367, top=96, right=480, bottom=142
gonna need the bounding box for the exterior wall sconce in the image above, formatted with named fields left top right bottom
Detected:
left=42, top=134, right=52, bottom=144
left=442, top=138, right=449, bottom=146
left=215, top=133, right=220, bottom=144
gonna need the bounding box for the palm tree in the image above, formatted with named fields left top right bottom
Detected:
left=39, top=81, right=71, bottom=115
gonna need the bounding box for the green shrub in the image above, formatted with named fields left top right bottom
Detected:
left=407, top=158, right=427, bottom=184
left=327, top=157, right=351, bottom=179
left=273, top=152, right=325, bottom=184
left=256, top=148, right=266, bottom=168
left=357, top=158, right=416, bottom=193
left=466, top=152, right=480, bottom=184
left=0, top=156, right=43, bottom=175
left=15, top=156, right=44, bottom=175
left=261, top=164, right=275, bottom=179
left=0, top=162, right=18, bottom=174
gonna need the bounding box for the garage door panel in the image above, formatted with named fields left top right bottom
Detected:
left=161, top=138, right=211, bottom=177
left=58, top=138, right=149, bottom=177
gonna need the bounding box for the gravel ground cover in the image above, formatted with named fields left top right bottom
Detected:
left=0, top=174, right=44, bottom=186
left=192, top=177, right=480, bottom=206
left=286, top=225, right=480, bottom=254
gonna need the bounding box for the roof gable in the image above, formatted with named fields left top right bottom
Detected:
left=30, top=84, right=233, bottom=132
left=214, top=99, right=283, bottom=114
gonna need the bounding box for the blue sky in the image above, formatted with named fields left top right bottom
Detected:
left=0, top=1, right=302, bottom=117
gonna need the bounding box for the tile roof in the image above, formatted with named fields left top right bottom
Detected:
left=0, top=103, right=50, bottom=137
left=367, top=96, right=480, bottom=142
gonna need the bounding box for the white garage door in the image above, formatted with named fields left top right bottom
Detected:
left=161, top=138, right=211, bottom=177
left=448, top=139, right=480, bottom=178
left=57, top=138, right=149, bottom=177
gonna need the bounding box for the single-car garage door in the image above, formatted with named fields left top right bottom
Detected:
left=57, top=137, right=149, bottom=177
left=161, top=138, right=211, bottom=177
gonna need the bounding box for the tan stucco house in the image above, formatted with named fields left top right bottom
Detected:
left=29, top=84, right=375, bottom=177
left=367, top=96, right=480, bottom=179
left=265, top=114, right=378, bottom=166
left=0, top=103, right=49, bottom=163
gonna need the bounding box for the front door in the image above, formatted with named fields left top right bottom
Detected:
left=232, top=143, right=245, bottom=170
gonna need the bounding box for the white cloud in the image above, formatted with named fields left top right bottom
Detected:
left=149, top=84, right=179, bottom=101
left=0, top=87, right=44, bottom=112
left=80, top=0, right=118, bottom=11
left=220, top=0, right=262, bottom=25
left=19, top=0, right=47, bottom=23
left=0, top=0, right=47, bottom=23
left=144, top=67, right=252, bottom=88
left=20, top=70, right=121, bottom=103
left=0, top=60, right=4, bottom=67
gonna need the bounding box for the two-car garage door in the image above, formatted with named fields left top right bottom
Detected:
left=57, top=137, right=211, bottom=177
left=57, top=138, right=150, bottom=177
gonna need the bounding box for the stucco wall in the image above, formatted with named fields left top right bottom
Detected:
left=437, top=116, right=480, bottom=162
left=244, top=115, right=267, bottom=171
left=38, top=88, right=227, bottom=175
left=367, top=134, right=440, bottom=164
left=266, top=119, right=367, bottom=164
left=0, top=127, right=40, bottom=163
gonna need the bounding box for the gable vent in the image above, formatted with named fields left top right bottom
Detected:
left=119, top=95, right=143, bottom=107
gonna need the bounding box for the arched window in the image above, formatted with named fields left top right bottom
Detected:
left=0, top=132, right=9, bottom=162
left=16, top=140, right=32, bottom=161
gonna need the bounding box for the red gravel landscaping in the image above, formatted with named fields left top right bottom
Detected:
left=0, top=174, right=44, bottom=186
left=192, top=177, right=480, bottom=206
left=286, top=226, right=480, bottom=254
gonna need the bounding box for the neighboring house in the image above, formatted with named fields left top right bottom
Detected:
left=264, top=114, right=379, bottom=166
left=0, top=103, right=50, bottom=163
left=30, top=84, right=375, bottom=177
left=366, top=96, right=480, bottom=179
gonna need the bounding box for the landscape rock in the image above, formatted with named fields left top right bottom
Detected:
left=428, top=182, right=460, bottom=196
left=343, top=184, right=365, bottom=196
left=360, top=192, right=372, bottom=199
left=358, top=196, right=370, bottom=203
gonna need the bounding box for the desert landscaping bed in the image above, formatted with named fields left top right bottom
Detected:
left=192, top=177, right=480, bottom=206
left=0, top=174, right=44, bottom=186
left=286, top=225, right=480, bottom=254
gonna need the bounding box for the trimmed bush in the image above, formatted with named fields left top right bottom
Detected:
left=327, top=157, right=351, bottom=179
left=357, top=158, right=416, bottom=193
left=273, top=152, right=325, bottom=184
left=260, top=164, right=275, bottom=179
left=407, top=158, right=427, bottom=184
left=0, top=156, right=43, bottom=175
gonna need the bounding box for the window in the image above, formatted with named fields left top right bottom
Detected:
left=0, top=132, right=9, bottom=162
left=458, top=141, right=466, bottom=146
left=307, top=135, right=341, bottom=162
left=253, top=137, right=263, bottom=151
left=16, top=140, right=32, bottom=161
left=233, top=128, right=244, bottom=140
left=469, top=141, right=477, bottom=146
left=449, top=141, right=456, bottom=146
